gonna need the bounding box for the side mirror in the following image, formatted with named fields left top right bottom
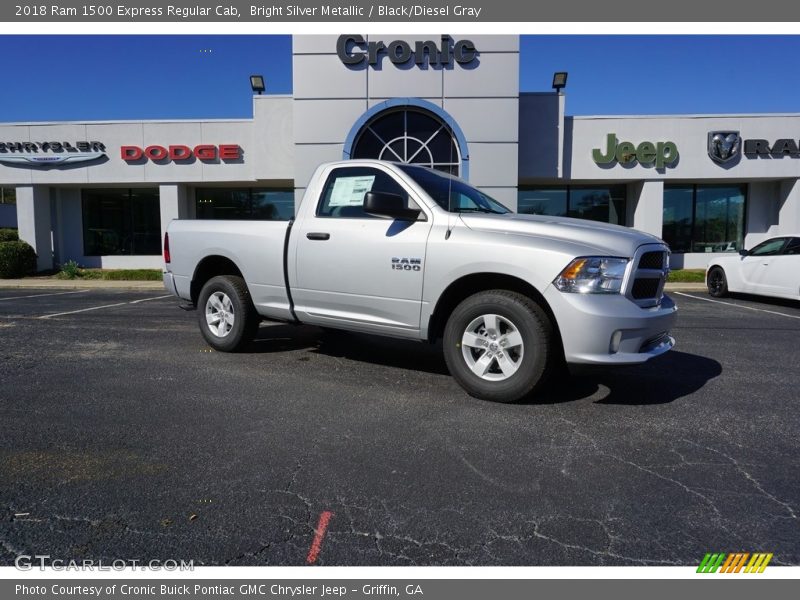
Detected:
left=364, top=191, right=422, bottom=221
left=738, top=248, right=749, bottom=257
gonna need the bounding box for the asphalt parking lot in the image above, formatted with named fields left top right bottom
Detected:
left=0, top=287, right=798, bottom=566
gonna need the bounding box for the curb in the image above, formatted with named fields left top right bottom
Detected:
left=0, top=279, right=166, bottom=290
left=664, top=282, right=707, bottom=291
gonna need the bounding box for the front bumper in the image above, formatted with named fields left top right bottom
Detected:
left=544, top=285, right=677, bottom=365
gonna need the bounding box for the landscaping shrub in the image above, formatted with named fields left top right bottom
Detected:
left=0, top=228, right=19, bottom=242
left=59, top=260, right=80, bottom=280
left=0, top=240, right=37, bottom=278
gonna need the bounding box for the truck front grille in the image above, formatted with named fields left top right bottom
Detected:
left=632, top=278, right=661, bottom=299
left=626, top=246, right=669, bottom=308
left=638, top=251, right=665, bottom=270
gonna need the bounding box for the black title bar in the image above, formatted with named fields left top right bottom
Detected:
left=3, top=1, right=800, bottom=22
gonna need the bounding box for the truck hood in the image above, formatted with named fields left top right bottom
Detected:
left=459, top=212, right=665, bottom=256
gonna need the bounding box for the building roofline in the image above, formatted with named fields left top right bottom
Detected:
left=0, top=118, right=255, bottom=127
left=570, top=113, right=800, bottom=120
left=0, top=94, right=295, bottom=127
left=253, top=94, right=293, bottom=99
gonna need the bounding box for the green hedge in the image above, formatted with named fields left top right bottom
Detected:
left=0, top=240, right=37, bottom=278
left=55, top=266, right=163, bottom=281
left=0, top=228, right=19, bottom=242
left=101, top=269, right=162, bottom=281
left=667, top=269, right=706, bottom=283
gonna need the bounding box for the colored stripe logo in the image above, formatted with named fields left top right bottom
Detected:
left=697, top=552, right=773, bottom=573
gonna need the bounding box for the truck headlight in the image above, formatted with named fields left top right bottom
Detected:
left=553, top=257, right=629, bottom=294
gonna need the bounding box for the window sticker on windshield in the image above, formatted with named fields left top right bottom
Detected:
left=328, top=176, right=375, bottom=207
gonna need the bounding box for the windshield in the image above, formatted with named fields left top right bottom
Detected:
left=398, top=164, right=511, bottom=214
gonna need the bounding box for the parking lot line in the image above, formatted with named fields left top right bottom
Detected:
left=37, top=294, right=173, bottom=319
left=129, top=294, right=173, bottom=304
left=675, top=292, right=800, bottom=320
left=0, top=290, right=89, bottom=302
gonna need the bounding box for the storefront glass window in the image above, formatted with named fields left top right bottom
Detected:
left=196, top=188, right=294, bottom=220
left=662, top=186, right=694, bottom=253
left=196, top=189, right=250, bottom=220
left=517, top=188, right=567, bottom=217
left=693, top=186, right=746, bottom=253
left=252, top=190, right=294, bottom=220
left=82, top=188, right=161, bottom=256
left=663, top=184, right=746, bottom=253
left=0, top=188, right=16, bottom=204
left=517, top=186, right=626, bottom=225
left=569, top=187, right=626, bottom=224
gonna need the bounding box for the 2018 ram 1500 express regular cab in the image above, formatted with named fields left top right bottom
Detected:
left=163, top=160, right=676, bottom=402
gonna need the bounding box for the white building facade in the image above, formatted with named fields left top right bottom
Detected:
left=1, top=34, right=798, bottom=271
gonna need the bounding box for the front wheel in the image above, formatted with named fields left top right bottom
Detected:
left=197, top=275, right=260, bottom=351
left=707, top=267, right=728, bottom=298
left=443, top=290, right=554, bottom=403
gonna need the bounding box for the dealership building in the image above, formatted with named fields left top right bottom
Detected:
left=1, top=34, right=799, bottom=272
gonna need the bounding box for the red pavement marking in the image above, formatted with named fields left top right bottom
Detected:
left=306, top=511, right=334, bottom=564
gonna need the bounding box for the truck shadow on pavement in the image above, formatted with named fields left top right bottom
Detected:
left=533, top=351, right=722, bottom=406
left=250, top=323, right=451, bottom=374
left=250, top=324, right=722, bottom=406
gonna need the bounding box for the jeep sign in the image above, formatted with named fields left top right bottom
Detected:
left=592, top=133, right=679, bottom=169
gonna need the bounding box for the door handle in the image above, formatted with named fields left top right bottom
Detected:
left=306, top=232, right=330, bottom=241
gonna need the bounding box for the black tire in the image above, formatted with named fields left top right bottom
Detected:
left=443, top=290, right=553, bottom=403
left=707, top=266, right=728, bottom=298
left=197, top=275, right=260, bottom=352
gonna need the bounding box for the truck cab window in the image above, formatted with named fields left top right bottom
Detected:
left=317, top=167, right=413, bottom=218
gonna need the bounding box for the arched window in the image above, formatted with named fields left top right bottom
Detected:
left=350, top=108, right=461, bottom=176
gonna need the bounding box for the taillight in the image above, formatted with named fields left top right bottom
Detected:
left=164, top=232, right=171, bottom=264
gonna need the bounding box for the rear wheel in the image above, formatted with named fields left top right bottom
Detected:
left=707, top=267, right=728, bottom=298
left=198, top=275, right=260, bottom=351
left=443, top=290, right=553, bottom=403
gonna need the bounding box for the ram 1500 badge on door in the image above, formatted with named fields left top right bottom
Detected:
left=163, top=160, right=677, bottom=402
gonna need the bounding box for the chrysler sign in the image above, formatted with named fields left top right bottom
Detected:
left=0, top=141, right=106, bottom=166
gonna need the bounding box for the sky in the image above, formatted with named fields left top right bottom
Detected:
left=0, top=35, right=799, bottom=121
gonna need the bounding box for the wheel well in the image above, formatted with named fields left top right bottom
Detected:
left=427, top=273, right=563, bottom=348
left=191, top=255, right=244, bottom=304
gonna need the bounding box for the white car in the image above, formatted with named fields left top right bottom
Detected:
left=706, top=236, right=800, bottom=300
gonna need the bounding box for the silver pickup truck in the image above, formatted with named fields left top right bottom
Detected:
left=164, top=159, right=676, bottom=402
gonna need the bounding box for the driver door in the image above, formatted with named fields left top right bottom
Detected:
left=292, top=165, right=433, bottom=336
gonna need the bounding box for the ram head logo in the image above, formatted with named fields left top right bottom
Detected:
left=708, top=131, right=741, bottom=164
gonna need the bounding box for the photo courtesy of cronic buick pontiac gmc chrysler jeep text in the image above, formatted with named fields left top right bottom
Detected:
left=163, top=160, right=677, bottom=402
